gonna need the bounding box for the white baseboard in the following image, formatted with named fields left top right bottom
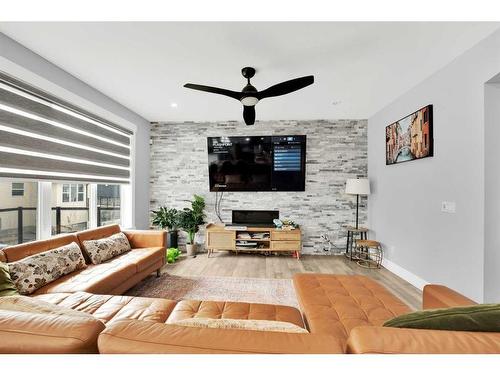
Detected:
left=382, top=258, right=428, bottom=290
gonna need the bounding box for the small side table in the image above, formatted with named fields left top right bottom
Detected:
left=355, top=240, right=383, bottom=269
left=345, top=226, right=368, bottom=261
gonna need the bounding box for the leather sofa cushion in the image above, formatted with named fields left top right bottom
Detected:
left=81, top=232, right=131, bottom=265
left=346, top=325, right=500, bottom=354
left=0, top=234, right=79, bottom=263
left=30, top=247, right=164, bottom=296
left=293, top=273, right=411, bottom=339
left=173, top=317, right=309, bottom=333
left=116, top=247, right=164, bottom=272
left=0, top=309, right=105, bottom=354
left=9, top=242, right=86, bottom=295
left=0, top=294, right=94, bottom=319
left=423, top=284, right=476, bottom=309
left=77, top=224, right=121, bottom=243
left=34, top=291, right=177, bottom=324
left=98, top=319, right=344, bottom=354
left=166, top=300, right=305, bottom=329
left=31, top=255, right=137, bottom=295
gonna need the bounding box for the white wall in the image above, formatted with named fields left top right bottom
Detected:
left=484, top=77, right=500, bottom=302
left=368, top=29, right=500, bottom=302
left=0, top=33, right=151, bottom=229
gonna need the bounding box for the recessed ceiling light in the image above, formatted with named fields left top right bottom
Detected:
left=170, top=102, right=178, bottom=108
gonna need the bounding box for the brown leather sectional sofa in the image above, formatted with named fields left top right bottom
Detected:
left=1, top=226, right=499, bottom=354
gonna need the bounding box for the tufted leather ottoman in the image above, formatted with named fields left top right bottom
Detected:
left=166, top=300, right=306, bottom=329
left=293, top=273, right=411, bottom=340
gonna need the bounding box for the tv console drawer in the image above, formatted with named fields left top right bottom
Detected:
left=207, top=231, right=234, bottom=249
left=271, top=231, right=301, bottom=241
left=271, top=240, right=301, bottom=251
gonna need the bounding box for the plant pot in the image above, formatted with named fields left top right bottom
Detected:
left=166, top=230, right=178, bottom=248
left=186, top=244, right=197, bottom=257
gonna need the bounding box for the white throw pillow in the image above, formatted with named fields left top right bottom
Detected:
left=171, top=317, right=309, bottom=334
left=81, top=232, right=131, bottom=265
left=8, top=242, right=86, bottom=295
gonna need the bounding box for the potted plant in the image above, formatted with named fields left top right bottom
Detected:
left=151, top=206, right=179, bottom=248
left=178, top=195, right=206, bottom=257
left=166, top=247, right=181, bottom=264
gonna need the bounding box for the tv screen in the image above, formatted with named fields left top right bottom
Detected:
left=207, top=135, right=306, bottom=192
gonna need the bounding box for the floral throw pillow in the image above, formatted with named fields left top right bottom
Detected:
left=81, top=232, right=131, bottom=265
left=8, top=242, right=86, bottom=295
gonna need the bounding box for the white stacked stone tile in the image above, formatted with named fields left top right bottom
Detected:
left=150, top=119, right=367, bottom=254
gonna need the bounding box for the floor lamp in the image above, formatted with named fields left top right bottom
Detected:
left=345, top=178, right=371, bottom=229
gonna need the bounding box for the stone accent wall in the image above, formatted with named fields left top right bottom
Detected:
left=150, top=119, right=367, bottom=254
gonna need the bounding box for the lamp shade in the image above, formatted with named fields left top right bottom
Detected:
left=346, top=178, right=370, bottom=195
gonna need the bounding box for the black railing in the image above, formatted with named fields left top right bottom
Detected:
left=51, top=206, right=89, bottom=235
left=0, top=206, right=36, bottom=244
left=1, top=205, right=121, bottom=245
left=97, top=197, right=120, bottom=207
left=97, top=206, right=120, bottom=227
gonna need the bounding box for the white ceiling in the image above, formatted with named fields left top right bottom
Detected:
left=0, top=22, right=498, bottom=122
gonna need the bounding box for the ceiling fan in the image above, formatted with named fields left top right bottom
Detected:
left=183, top=67, right=314, bottom=125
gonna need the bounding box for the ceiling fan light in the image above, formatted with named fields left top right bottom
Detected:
left=241, top=96, right=259, bottom=106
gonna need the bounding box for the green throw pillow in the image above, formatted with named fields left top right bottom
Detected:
left=384, top=304, right=500, bottom=332
left=0, top=261, right=19, bottom=297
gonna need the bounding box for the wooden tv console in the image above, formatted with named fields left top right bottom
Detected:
left=205, top=223, right=302, bottom=259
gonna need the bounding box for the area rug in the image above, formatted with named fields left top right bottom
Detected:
left=125, top=273, right=299, bottom=308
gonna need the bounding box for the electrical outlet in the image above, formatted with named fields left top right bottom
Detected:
left=441, top=201, right=456, bottom=213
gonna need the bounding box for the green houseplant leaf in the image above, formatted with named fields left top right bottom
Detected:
left=166, top=247, right=181, bottom=263
left=151, top=207, right=179, bottom=231
left=178, top=195, right=206, bottom=244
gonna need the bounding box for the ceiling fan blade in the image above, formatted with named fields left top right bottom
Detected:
left=243, top=106, right=256, bottom=125
left=257, top=76, right=314, bottom=100
left=184, top=83, right=241, bottom=100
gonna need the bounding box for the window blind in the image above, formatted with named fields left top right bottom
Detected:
left=0, top=72, right=131, bottom=184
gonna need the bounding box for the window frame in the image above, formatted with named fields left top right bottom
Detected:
left=1, top=179, right=129, bottom=244
left=62, top=183, right=86, bottom=203
left=11, top=182, right=25, bottom=197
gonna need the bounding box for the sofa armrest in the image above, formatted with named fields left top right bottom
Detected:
left=123, top=230, right=166, bottom=248
left=423, top=284, right=476, bottom=309
left=0, top=310, right=105, bottom=354
left=98, top=319, right=344, bottom=354
left=346, top=326, right=500, bottom=354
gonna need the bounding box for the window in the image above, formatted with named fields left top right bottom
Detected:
left=11, top=182, right=25, bottom=196
left=78, top=184, right=85, bottom=202
left=0, top=181, right=37, bottom=246
left=62, top=184, right=69, bottom=202
left=0, top=73, right=131, bottom=243
left=51, top=183, right=89, bottom=235
left=1, top=180, right=127, bottom=244
left=97, top=184, right=121, bottom=226
left=62, top=184, right=85, bottom=203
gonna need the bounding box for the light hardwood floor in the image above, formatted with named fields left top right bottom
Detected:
left=165, top=252, right=422, bottom=310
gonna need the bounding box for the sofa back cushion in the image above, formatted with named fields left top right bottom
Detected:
left=0, top=262, right=19, bottom=297
left=77, top=224, right=121, bottom=243
left=383, top=303, right=500, bottom=332
left=0, top=298, right=105, bottom=354
left=81, top=232, right=131, bottom=265
left=172, top=317, right=309, bottom=334
left=0, top=234, right=79, bottom=263
left=0, top=294, right=92, bottom=318
left=8, top=242, right=87, bottom=295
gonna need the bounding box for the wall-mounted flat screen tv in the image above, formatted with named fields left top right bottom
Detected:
left=207, top=135, right=306, bottom=192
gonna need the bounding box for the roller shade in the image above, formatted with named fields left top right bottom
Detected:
left=0, top=72, right=131, bottom=183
